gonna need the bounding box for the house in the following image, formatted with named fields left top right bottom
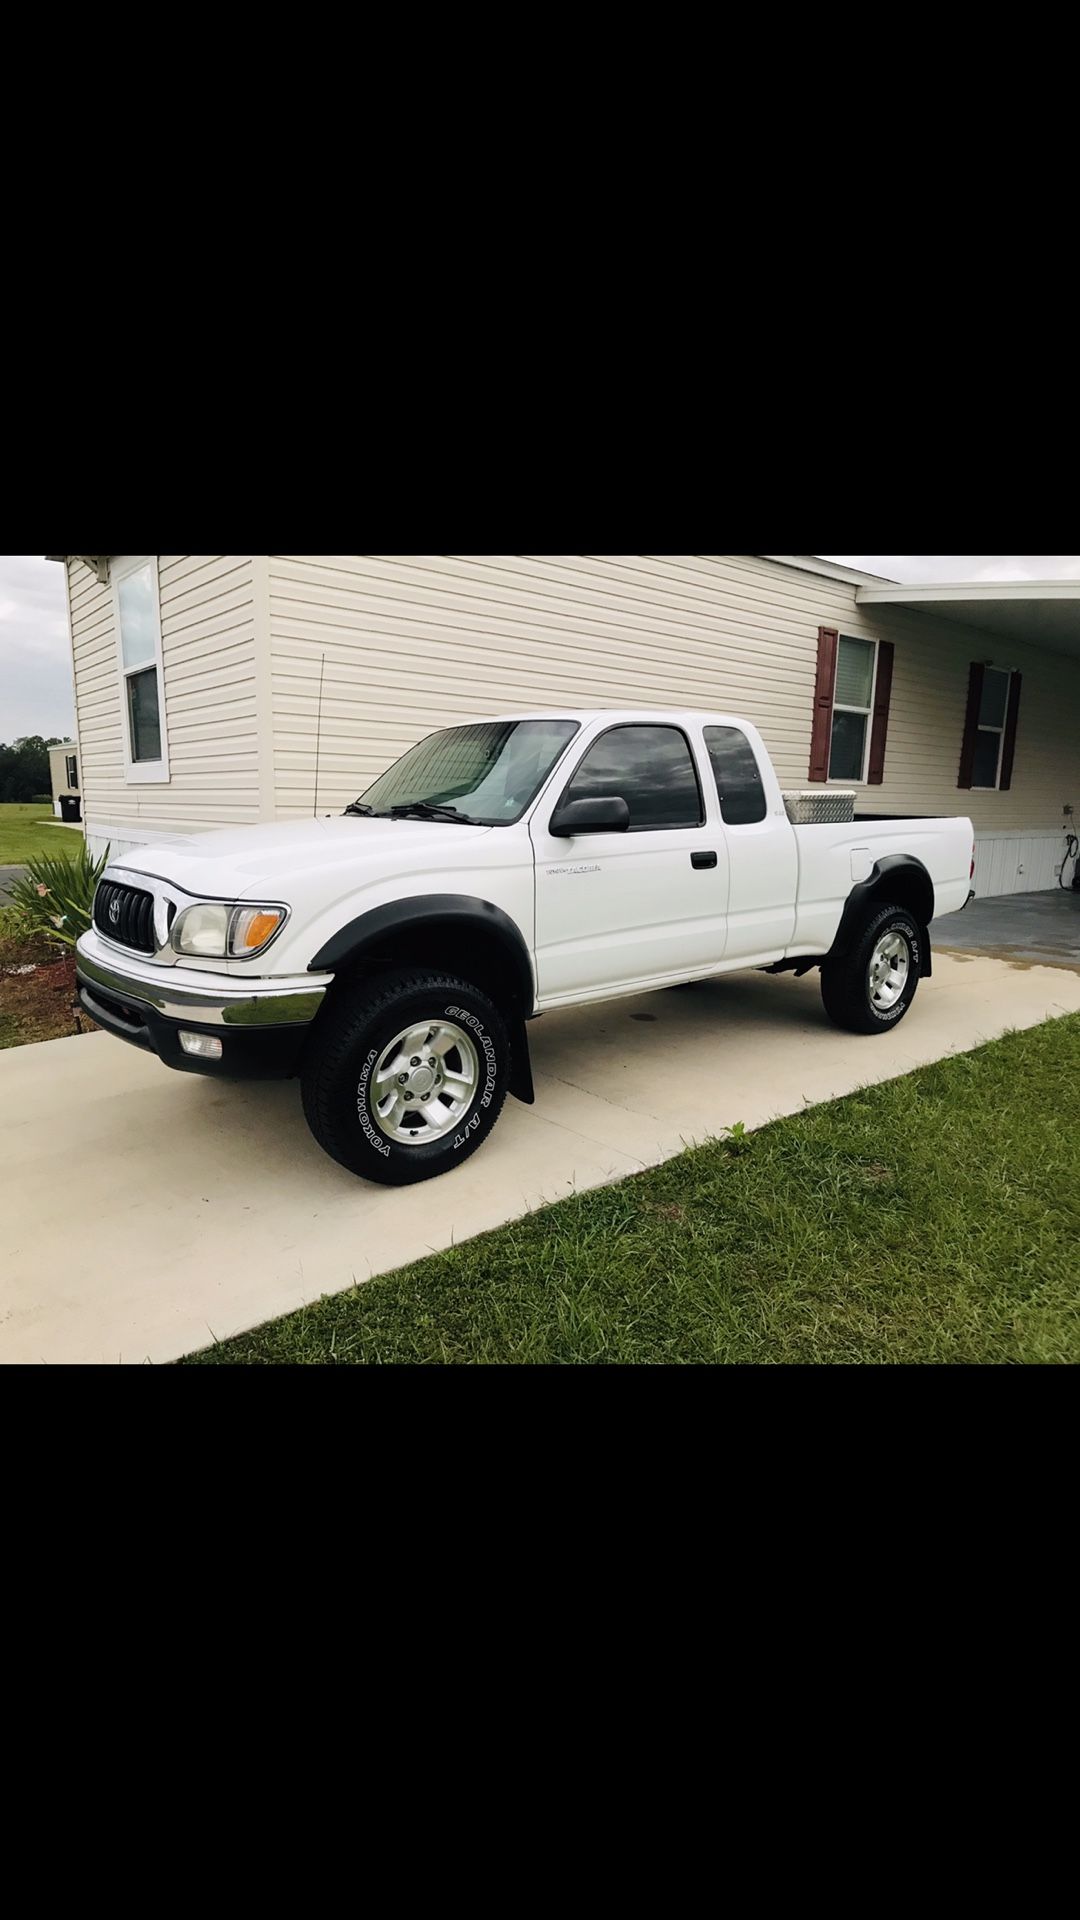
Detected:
left=47, top=554, right=1080, bottom=897
left=47, top=740, right=80, bottom=821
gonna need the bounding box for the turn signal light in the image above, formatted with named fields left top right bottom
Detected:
left=233, top=908, right=286, bottom=953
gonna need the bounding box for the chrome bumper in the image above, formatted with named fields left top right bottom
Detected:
left=75, top=933, right=330, bottom=1029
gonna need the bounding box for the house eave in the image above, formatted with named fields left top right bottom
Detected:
left=46, top=555, right=111, bottom=585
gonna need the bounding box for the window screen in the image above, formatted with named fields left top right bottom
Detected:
left=971, top=665, right=1011, bottom=788
left=117, top=564, right=158, bottom=671
left=564, top=725, right=702, bottom=830
left=704, top=726, right=767, bottom=825
left=829, top=635, right=878, bottom=782
left=834, top=636, right=875, bottom=709
left=978, top=668, right=1010, bottom=730
left=126, top=668, right=162, bottom=764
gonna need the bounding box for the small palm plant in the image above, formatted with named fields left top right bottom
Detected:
left=10, top=843, right=112, bottom=951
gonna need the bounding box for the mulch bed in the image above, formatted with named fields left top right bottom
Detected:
left=0, top=944, right=88, bottom=1048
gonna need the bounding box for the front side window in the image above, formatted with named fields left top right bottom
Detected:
left=828, top=636, right=877, bottom=782
left=562, top=725, right=703, bottom=830
left=113, top=557, right=168, bottom=781
left=972, top=666, right=1010, bottom=789
left=357, top=718, right=580, bottom=824
left=704, top=726, right=767, bottom=825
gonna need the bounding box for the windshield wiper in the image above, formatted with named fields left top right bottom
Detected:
left=344, top=802, right=375, bottom=817
left=387, top=802, right=477, bottom=824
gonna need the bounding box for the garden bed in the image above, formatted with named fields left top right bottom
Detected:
left=0, top=916, right=87, bottom=1049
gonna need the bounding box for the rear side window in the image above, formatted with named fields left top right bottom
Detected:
left=564, top=724, right=703, bottom=830
left=704, top=726, right=767, bottom=825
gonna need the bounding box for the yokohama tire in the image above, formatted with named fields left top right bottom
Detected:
left=301, top=970, right=510, bottom=1185
left=820, top=903, right=922, bottom=1036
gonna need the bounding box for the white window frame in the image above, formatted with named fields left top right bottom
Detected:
left=827, top=634, right=879, bottom=786
left=971, top=666, right=1012, bottom=791
left=112, top=554, right=170, bottom=785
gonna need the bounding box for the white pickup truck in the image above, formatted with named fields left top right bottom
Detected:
left=76, top=711, right=975, bottom=1185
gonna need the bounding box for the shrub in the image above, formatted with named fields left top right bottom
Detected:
left=9, top=843, right=112, bottom=950
left=0, top=903, right=53, bottom=966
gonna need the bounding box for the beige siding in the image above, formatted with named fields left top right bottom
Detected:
left=268, top=554, right=1080, bottom=841
left=68, top=555, right=260, bottom=839
left=66, top=552, right=1078, bottom=896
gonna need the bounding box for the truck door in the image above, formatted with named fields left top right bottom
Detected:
left=530, top=722, right=730, bottom=1002
left=703, top=725, right=797, bottom=961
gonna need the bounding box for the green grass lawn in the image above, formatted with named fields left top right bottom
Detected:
left=0, top=804, right=82, bottom=866
left=186, top=1013, right=1080, bottom=1365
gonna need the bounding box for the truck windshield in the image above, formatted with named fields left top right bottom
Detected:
left=351, top=719, right=580, bottom=826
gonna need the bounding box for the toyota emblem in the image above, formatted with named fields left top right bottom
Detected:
left=109, top=896, right=121, bottom=926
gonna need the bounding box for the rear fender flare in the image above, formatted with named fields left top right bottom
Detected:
left=828, top=856, right=935, bottom=977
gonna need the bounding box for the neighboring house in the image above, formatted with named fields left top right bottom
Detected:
left=46, top=554, right=1080, bottom=897
left=47, top=740, right=80, bottom=820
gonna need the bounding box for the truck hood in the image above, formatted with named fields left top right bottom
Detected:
left=110, top=816, right=494, bottom=898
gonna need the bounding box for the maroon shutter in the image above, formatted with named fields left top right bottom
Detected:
left=999, top=672, right=1022, bottom=791
left=957, top=661, right=985, bottom=790
left=867, top=640, right=894, bottom=785
left=809, top=626, right=839, bottom=781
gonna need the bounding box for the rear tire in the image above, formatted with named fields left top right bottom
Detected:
left=301, top=970, right=509, bottom=1184
left=820, top=904, right=922, bottom=1035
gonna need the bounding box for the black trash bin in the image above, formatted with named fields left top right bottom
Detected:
left=59, top=794, right=82, bottom=824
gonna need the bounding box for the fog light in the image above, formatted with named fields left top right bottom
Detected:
left=179, top=1031, right=224, bottom=1061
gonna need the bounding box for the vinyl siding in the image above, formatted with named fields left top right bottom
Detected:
left=267, top=554, right=1080, bottom=854
left=268, top=553, right=847, bottom=816
left=68, top=555, right=260, bottom=842
left=67, top=553, right=1078, bottom=898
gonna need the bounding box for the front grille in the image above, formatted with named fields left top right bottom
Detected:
left=94, top=880, right=158, bottom=954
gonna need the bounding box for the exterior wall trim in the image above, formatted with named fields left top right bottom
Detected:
left=250, top=553, right=276, bottom=821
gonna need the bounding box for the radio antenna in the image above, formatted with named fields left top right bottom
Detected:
left=313, top=652, right=327, bottom=817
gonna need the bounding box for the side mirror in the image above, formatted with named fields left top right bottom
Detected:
left=549, top=795, right=631, bottom=838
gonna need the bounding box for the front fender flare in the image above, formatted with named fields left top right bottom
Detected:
left=308, top=892, right=538, bottom=1104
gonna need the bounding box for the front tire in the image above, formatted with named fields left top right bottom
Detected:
left=301, top=970, right=509, bottom=1184
left=820, top=904, right=922, bottom=1035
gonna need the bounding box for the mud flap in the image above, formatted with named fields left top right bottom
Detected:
left=509, top=1016, right=535, bottom=1104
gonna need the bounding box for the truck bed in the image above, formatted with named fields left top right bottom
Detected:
left=790, top=814, right=973, bottom=955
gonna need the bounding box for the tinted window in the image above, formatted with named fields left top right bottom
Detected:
left=564, top=725, right=702, bottom=831
left=704, top=726, right=767, bottom=825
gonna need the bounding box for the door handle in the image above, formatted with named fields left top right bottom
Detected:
left=691, top=850, right=718, bottom=870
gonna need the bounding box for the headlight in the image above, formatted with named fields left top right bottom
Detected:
left=171, top=902, right=287, bottom=959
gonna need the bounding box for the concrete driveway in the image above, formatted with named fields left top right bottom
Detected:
left=932, top=887, right=1080, bottom=968
left=0, top=866, right=25, bottom=907
left=3, top=950, right=1080, bottom=1365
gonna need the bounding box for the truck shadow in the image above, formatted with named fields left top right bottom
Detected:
left=184, top=971, right=822, bottom=1184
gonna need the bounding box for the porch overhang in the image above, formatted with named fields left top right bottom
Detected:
left=855, top=580, right=1080, bottom=663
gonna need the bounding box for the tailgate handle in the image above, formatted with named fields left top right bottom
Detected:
left=691, top=850, right=718, bottom=871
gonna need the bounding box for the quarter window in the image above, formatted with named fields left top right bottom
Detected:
left=113, top=556, right=169, bottom=783
left=563, top=725, right=703, bottom=830
left=971, top=666, right=1010, bottom=789
left=704, top=726, right=767, bottom=825
left=828, top=636, right=877, bottom=782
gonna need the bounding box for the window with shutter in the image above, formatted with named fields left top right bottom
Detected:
left=958, top=664, right=1022, bottom=791
left=808, top=631, right=892, bottom=784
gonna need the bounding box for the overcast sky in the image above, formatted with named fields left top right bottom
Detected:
left=820, top=556, right=1080, bottom=584
left=3, top=554, right=1080, bottom=743
left=1, top=556, right=73, bottom=740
